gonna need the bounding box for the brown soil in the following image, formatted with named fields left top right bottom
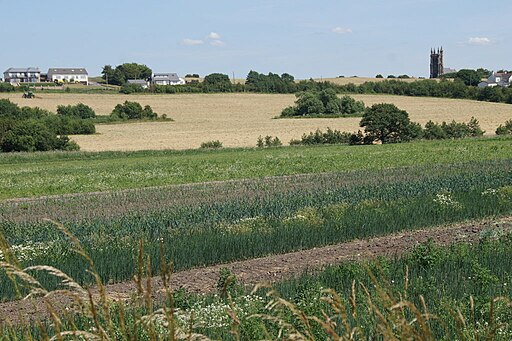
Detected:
left=0, top=217, right=510, bottom=325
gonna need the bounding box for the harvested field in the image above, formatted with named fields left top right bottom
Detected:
left=1, top=93, right=511, bottom=151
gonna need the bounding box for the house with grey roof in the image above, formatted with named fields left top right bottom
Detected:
left=151, top=73, right=185, bottom=86
left=47, top=68, right=89, bottom=85
left=3, top=67, right=41, bottom=84
left=478, top=72, right=512, bottom=88
left=127, top=79, right=150, bottom=89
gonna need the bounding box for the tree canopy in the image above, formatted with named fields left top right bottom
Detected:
left=102, top=63, right=152, bottom=85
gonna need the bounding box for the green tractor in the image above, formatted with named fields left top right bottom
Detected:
left=22, top=91, right=35, bottom=99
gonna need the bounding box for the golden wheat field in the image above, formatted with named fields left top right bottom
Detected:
left=1, top=92, right=511, bottom=151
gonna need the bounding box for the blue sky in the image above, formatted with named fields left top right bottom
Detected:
left=0, top=0, right=510, bottom=79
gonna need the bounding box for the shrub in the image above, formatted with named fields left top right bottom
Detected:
left=200, top=140, right=223, bottom=149
left=0, top=83, right=15, bottom=92
left=495, top=119, right=512, bottom=135
left=120, top=83, right=145, bottom=94
left=57, top=103, right=96, bottom=119
left=257, top=135, right=282, bottom=147
left=111, top=101, right=159, bottom=120
left=291, top=128, right=353, bottom=145
left=281, top=90, right=365, bottom=117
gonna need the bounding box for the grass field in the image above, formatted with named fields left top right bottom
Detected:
left=1, top=93, right=510, bottom=151
left=0, top=137, right=511, bottom=200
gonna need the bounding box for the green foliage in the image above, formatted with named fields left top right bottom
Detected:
left=120, top=83, right=145, bottom=94
left=245, top=70, right=297, bottom=93
left=57, top=103, right=96, bottom=119
left=281, top=90, right=365, bottom=117
left=290, top=128, right=352, bottom=145
left=200, top=140, right=223, bottom=149
left=102, top=63, right=152, bottom=85
left=359, top=103, right=415, bottom=143
left=410, top=239, right=443, bottom=268
left=256, top=135, right=282, bottom=147
left=0, top=83, right=15, bottom=92
left=111, top=101, right=158, bottom=120
left=0, top=100, right=94, bottom=152
left=376, top=74, right=383, bottom=78
left=496, top=119, right=512, bottom=135
left=203, top=73, right=233, bottom=92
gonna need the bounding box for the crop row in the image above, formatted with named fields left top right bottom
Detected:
left=0, top=160, right=511, bottom=301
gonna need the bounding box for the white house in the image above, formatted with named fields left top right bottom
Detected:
left=478, top=72, right=512, bottom=88
left=47, top=68, right=89, bottom=85
left=3, top=67, right=41, bottom=84
left=151, top=73, right=185, bottom=86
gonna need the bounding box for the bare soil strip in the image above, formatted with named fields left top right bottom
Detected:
left=1, top=216, right=510, bottom=325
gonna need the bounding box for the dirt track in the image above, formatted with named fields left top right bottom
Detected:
left=1, top=217, right=510, bottom=325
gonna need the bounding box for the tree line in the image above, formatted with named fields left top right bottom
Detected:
left=111, top=66, right=512, bottom=105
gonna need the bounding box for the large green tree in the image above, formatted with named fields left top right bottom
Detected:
left=102, top=63, right=152, bottom=85
left=359, top=103, right=415, bottom=143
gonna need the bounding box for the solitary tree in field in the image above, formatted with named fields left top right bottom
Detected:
left=360, top=103, right=414, bottom=143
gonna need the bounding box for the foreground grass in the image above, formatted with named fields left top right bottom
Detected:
left=1, top=137, right=511, bottom=199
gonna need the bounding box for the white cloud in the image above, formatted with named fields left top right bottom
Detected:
left=210, top=40, right=226, bottom=47
left=332, top=27, right=352, bottom=34
left=207, top=32, right=221, bottom=40
left=468, top=37, right=492, bottom=46
left=182, top=38, right=204, bottom=46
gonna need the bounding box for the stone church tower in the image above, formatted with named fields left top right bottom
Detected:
left=430, top=47, right=444, bottom=78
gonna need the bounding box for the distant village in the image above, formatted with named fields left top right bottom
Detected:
left=2, top=67, right=185, bottom=88
left=2, top=49, right=511, bottom=89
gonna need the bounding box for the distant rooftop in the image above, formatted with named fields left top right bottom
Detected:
left=48, top=68, right=88, bottom=75
left=152, top=73, right=180, bottom=81
left=5, top=67, right=40, bottom=73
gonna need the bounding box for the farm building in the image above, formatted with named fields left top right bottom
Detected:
left=151, top=73, right=185, bottom=86
left=47, top=68, right=89, bottom=85
left=3, top=67, right=41, bottom=84
left=127, top=79, right=150, bottom=89
left=478, top=72, right=512, bottom=88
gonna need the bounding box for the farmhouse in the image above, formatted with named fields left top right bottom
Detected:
left=3, top=67, right=41, bottom=84
left=151, top=73, right=185, bottom=86
left=127, top=79, right=150, bottom=89
left=47, top=68, right=89, bottom=85
left=478, top=72, right=512, bottom=88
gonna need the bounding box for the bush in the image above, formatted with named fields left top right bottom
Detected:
left=0, top=120, right=77, bottom=152
left=200, top=140, right=223, bottom=149
left=281, top=90, right=365, bottom=117
left=0, top=83, right=15, bottom=92
left=120, top=83, right=145, bottom=94
left=496, top=119, right=512, bottom=135
left=257, top=136, right=282, bottom=148
left=57, top=103, right=96, bottom=119
left=290, top=128, right=353, bottom=145
left=111, top=101, right=158, bottom=120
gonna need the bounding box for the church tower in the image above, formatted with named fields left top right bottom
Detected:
left=430, top=47, right=444, bottom=78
